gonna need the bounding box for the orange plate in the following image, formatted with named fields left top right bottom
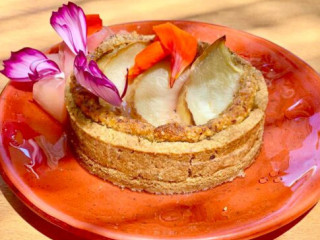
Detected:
left=1, top=21, right=320, bottom=240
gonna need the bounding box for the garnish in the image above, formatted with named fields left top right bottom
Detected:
left=98, top=41, right=148, bottom=94
left=74, top=51, right=126, bottom=106
left=85, top=14, right=103, bottom=35
left=128, top=41, right=169, bottom=82
left=129, top=22, right=197, bottom=87
left=52, top=3, right=122, bottom=105
left=58, top=26, right=112, bottom=79
left=1, top=2, right=120, bottom=122
left=153, top=23, right=197, bottom=87
left=50, top=2, right=87, bottom=55
left=48, top=14, right=105, bottom=54
left=0, top=48, right=62, bottom=82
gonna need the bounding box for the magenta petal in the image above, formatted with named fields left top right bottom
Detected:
left=74, top=51, right=122, bottom=106
left=74, top=50, right=87, bottom=69
left=51, top=2, right=87, bottom=55
left=0, top=47, right=61, bottom=82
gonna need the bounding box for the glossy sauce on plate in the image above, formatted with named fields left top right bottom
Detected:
left=0, top=21, right=320, bottom=240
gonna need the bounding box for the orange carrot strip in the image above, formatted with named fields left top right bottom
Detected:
left=86, top=14, right=103, bottom=36
left=153, top=22, right=197, bottom=87
left=128, top=41, right=169, bottom=82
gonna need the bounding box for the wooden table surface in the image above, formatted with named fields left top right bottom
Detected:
left=0, top=0, right=320, bottom=239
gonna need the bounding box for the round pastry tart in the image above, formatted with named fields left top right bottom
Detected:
left=66, top=24, right=268, bottom=194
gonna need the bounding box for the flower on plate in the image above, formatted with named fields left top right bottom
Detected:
left=74, top=51, right=127, bottom=106
left=51, top=2, right=124, bottom=106
left=0, top=48, right=62, bottom=82
left=50, top=1, right=87, bottom=55
left=1, top=1, right=122, bottom=116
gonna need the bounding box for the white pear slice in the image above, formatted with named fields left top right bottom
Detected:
left=134, top=61, right=188, bottom=127
left=176, top=87, right=193, bottom=125
left=97, top=42, right=148, bottom=95
left=185, top=37, right=244, bottom=125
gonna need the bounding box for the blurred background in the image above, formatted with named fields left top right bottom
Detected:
left=0, top=0, right=320, bottom=74
left=0, top=0, right=320, bottom=239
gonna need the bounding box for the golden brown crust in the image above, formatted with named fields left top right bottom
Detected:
left=70, top=32, right=261, bottom=143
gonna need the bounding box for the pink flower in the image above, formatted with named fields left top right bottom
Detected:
left=1, top=2, right=125, bottom=109
left=50, top=2, right=87, bottom=55
left=0, top=48, right=61, bottom=82
left=74, top=51, right=127, bottom=106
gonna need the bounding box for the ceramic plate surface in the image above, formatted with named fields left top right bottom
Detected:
left=1, top=21, right=320, bottom=240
